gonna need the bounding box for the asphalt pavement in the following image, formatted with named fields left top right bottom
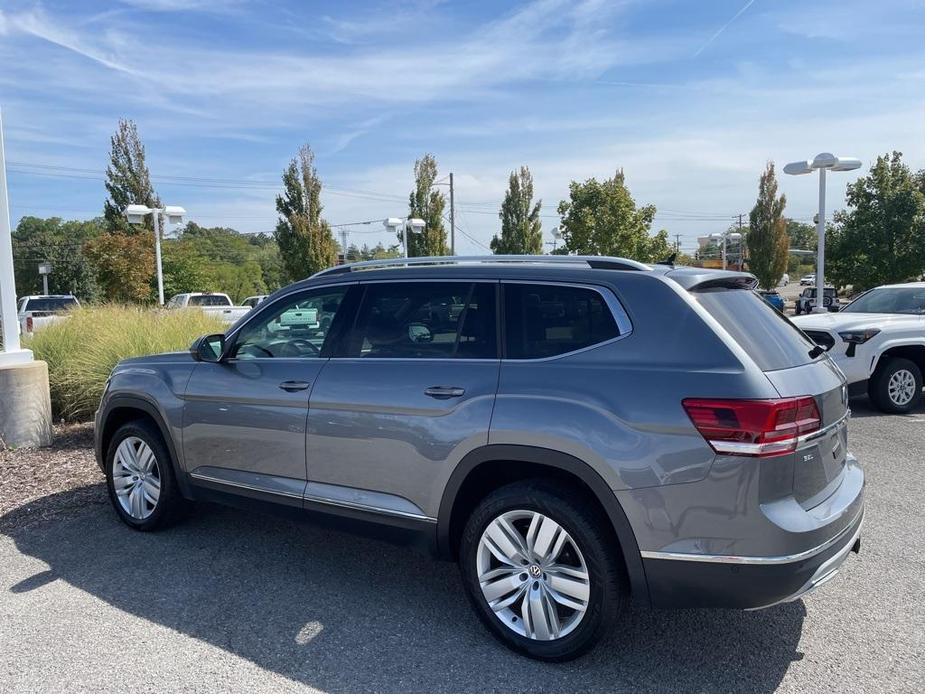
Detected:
left=1, top=398, right=923, bottom=693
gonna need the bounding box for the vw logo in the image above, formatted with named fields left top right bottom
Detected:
left=528, top=564, right=542, bottom=579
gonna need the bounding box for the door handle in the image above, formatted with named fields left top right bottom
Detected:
left=424, top=386, right=465, bottom=399
left=279, top=380, right=311, bottom=392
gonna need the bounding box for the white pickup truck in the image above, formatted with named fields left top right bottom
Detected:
left=793, top=282, right=925, bottom=413
left=18, top=294, right=80, bottom=334
left=165, top=292, right=252, bottom=325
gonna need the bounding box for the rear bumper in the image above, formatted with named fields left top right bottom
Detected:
left=642, top=506, right=863, bottom=609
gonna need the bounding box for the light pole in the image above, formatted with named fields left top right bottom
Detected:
left=38, top=262, right=51, bottom=295
left=125, top=204, right=186, bottom=305
left=383, top=217, right=426, bottom=258
left=784, top=153, right=861, bottom=312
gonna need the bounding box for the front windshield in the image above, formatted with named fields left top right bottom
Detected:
left=842, top=286, right=925, bottom=314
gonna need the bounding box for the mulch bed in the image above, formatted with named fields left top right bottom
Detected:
left=0, top=423, right=106, bottom=529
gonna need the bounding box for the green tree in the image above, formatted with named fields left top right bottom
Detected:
left=84, top=232, right=156, bottom=303
left=828, top=152, right=925, bottom=291
left=159, top=240, right=214, bottom=299
left=747, top=162, right=789, bottom=289
left=491, top=166, right=543, bottom=255
left=557, top=171, right=671, bottom=261
left=406, top=153, right=447, bottom=256
left=786, top=219, right=816, bottom=253
left=103, top=119, right=159, bottom=235
left=210, top=261, right=267, bottom=303
left=12, top=216, right=102, bottom=300
left=274, top=144, right=338, bottom=282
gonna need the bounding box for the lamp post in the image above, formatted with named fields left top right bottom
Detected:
left=784, top=153, right=861, bottom=313
left=383, top=217, right=426, bottom=258
left=125, top=204, right=186, bottom=305
left=38, top=262, right=52, bottom=295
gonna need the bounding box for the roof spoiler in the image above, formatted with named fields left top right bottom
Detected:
left=666, top=268, right=758, bottom=291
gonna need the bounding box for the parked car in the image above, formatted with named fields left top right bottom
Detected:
left=18, top=294, right=80, bottom=334
left=800, top=274, right=815, bottom=286
left=795, top=286, right=841, bottom=314
left=757, top=289, right=785, bottom=312
left=165, top=292, right=251, bottom=325
left=242, top=295, right=267, bottom=309
left=794, top=281, right=925, bottom=413
left=96, top=255, right=863, bottom=661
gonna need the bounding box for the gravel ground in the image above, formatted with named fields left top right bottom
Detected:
left=1, top=402, right=924, bottom=693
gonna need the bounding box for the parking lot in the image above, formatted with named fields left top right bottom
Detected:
left=0, top=398, right=923, bottom=694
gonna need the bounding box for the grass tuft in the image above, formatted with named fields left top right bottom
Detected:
left=26, top=305, right=225, bottom=421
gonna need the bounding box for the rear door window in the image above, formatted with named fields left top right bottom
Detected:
left=694, top=288, right=819, bottom=371
left=346, top=282, right=497, bottom=359
left=503, top=283, right=621, bottom=359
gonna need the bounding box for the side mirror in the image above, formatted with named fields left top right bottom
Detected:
left=191, top=333, right=226, bottom=363
left=408, top=323, right=433, bottom=344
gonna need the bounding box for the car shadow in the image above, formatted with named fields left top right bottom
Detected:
left=848, top=394, right=925, bottom=418
left=2, top=487, right=806, bottom=694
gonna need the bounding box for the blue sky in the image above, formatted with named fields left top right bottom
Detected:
left=1, top=0, right=924, bottom=253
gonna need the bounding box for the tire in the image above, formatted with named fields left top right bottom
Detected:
left=104, top=419, right=186, bottom=531
left=795, top=304, right=802, bottom=315
left=869, top=357, right=923, bottom=414
left=458, top=480, right=626, bottom=661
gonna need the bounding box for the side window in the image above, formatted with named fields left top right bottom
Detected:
left=504, top=283, right=620, bottom=359
left=347, top=282, right=497, bottom=359
left=232, top=286, right=349, bottom=359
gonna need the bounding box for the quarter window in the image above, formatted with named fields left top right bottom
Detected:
left=503, top=283, right=621, bottom=359
left=346, top=282, right=497, bottom=359
left=232, top=286, right=349, bottom=359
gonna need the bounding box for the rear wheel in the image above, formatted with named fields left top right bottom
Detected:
left=870, top=357, right=922, bottom=413
left=105, top=420, right=186, bottom=530
left=458, top=480, right=626, bottom=661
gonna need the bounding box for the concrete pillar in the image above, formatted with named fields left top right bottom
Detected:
left=0, top=360, right=53, bottom=448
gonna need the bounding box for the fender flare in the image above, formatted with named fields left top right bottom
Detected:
left=437, top=444, right=649, bottom=605
left=97, top=394, right=194, bottom=499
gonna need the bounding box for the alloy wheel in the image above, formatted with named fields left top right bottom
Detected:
left=476, top=510, right=590, bottom=641
left=888, top=369, right=917, bottom=406
left=112, top=436, right=161, bottom=520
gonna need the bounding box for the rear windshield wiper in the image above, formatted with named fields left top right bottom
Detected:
left=808, top=345, right=826, bottom=359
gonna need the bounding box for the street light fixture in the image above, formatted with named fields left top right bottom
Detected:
left=124, top=203, right=186, bottom=305
left=383, top=217, right=426, bottom=258
left=38, top=262, right=52, bottom=295
left=784, top=153, right=861, bottom=313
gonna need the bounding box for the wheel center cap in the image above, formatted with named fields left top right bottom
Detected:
left=528, top=564, right=542, bottom=579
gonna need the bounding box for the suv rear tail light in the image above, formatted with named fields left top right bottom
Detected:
left=26, top=316, right=33, bottom=333
left=682, top=397, right=821, bottom=457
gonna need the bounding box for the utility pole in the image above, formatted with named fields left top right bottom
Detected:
left=339, top=228, right=349, bottom=264
left=674, top=234, right=681, bottom=253
left=449, top=172, right=455, bottom=255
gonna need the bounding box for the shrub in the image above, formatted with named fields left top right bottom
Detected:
left=26, top=305, right=225, bottom=421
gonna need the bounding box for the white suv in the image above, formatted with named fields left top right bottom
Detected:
left=793, top=282, right=925, bottom=413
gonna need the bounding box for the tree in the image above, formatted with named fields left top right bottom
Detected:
left=274, top=144, right=338, bottom=282
left=556, top=171, right=671, bottom=261
left=747, top=162, right=789, bottom=289
left=827, top=152, right=925, bottom=291
left=12, top=216, right=102, bottom=300
left=84, top=233, right=156, bottom=302
left=786, top=219, right=816, bottom=253
left=406, top=154, right=447, bottom=256
left=491, top=166, right=543, bottom=255
left=103, top=119, right=159, bottom=234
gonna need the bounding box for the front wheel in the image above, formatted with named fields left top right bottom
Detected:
left=869, top=357, right=923, bottom=414
left=105, top=420, right=186, bottom=530
left=458, top=480, right=626, bottom=661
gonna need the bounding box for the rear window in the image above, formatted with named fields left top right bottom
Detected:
left=24, top=297, right=78, bottom=312
left=694, top=288, right=819, bottom=371
left=189, top=295, right=231, bottom=307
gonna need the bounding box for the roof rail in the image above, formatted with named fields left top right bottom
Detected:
left=313, top=255, right=651, bottom=277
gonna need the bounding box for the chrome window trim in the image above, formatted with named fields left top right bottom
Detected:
left=640, top=508, right=863, bottom=565
left=500, top=280, right=634, bottom=362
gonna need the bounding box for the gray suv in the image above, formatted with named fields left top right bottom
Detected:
left=94, top=256, right=864, bottom=661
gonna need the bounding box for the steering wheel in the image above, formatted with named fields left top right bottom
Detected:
left=288, top=339, right=320, bottom=357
